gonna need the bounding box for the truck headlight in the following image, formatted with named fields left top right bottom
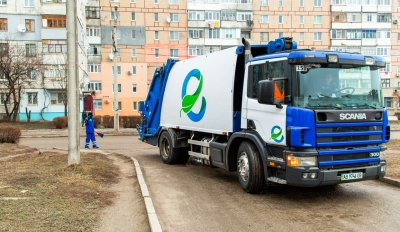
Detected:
left=287, top=154, right=317, bottom=167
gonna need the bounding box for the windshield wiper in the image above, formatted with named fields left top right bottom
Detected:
left=358, top=104, right=376, bottom=109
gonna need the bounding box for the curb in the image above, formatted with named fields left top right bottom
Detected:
left=52, top=147, right=162, bottom=232
left=132, top=157, right=162, bottom=232
left=380, top=177, right=400, bottom=188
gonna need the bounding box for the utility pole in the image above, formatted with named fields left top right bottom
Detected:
left=66, top=0, right=80, bottom=165
left=112, top=5, right=119, bottom=132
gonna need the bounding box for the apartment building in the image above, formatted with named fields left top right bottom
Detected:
left=392, top=0, right=400, bottom=112
left=0, top=0, right=88, bottom=121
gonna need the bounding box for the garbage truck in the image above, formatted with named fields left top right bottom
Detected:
left=137, top=37, right=389, bottom=193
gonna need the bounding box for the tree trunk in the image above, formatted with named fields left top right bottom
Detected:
left=64, top=104, right=67, bottom=116
left=25, top=107, right=31, bottom=122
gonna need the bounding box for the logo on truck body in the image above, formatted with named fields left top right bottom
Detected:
left=181, top=69, right=206, bottom=122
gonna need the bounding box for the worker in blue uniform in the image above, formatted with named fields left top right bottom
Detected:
left=84, top=112, right=99, bottom=149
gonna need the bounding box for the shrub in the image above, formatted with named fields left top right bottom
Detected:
left=102, top=115, right=114, bottom=128
left=93, top=115, right=101, bottom=128
left=0, top=126, right=21, bottom=143
left=53, top=116, right=68, bottom=129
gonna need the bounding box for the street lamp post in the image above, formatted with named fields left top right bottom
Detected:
left=112, top=5, right=119, bottom=132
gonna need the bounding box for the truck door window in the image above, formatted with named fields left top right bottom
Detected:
left=250, top=61, right=286, bottom=98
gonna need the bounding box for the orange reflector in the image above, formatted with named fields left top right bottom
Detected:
left=269, top=161, right=275, bottom=167
left=176, top=126, right=179, bottom=129
left=143, top=140, right=146, bottom=143
left=222, top=132, right=227, bottom=135
left=287, top=154, right=299, bottom=167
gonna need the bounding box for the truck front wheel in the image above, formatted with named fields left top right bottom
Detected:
left=237, top=141, right=264, bottom=193
left=159, top=131, right=180, bottom=164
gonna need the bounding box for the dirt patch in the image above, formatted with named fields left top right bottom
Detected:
left=0, top=121, right=56, bottom=130
left=0, top=144, right=120, bottom=231
left=385, top=139, right=400, bottom=180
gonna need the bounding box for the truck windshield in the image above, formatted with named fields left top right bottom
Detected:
left=292, top=65, right=383, bottom=109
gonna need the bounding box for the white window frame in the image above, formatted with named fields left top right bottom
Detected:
left=299, top=32, right=304, bottom=41
left=131, top=66, right=137, bottom=75
left=170, top=31, right=179, bottom=40
left=131, top=12, right=136, bottom=21
left=260, top=32, right=269, bottom=41
left=155, top=31, right=159, bottom=40
left=278, top=15, right=283, bottom=24
left=188, top=46, right=204, bottom=56
left=27, top=69, right=37, bottom=81
left=0, top=93, right=10, bottom=105
left=278, top=0, right=283, bottom=6
left=221, top=28, right=236, bottom=39
left=170, top=13, right=179, bottom=22
left=89, top=82, right=102, bottom=91
left=170, top=49, right=179, bottom=58
left=111, top=66, right=121, bottom=75
left=133, top=101, right=137, bottom=111
left=132, top=84, right=137, bottom=93
left=24, top=0, right=34, bottom=7
left=237, top=12, right=252, bottom=21
left=112, top=84, right=122, bottom=93
left=300, top=15, right=304, bottom=24
left=169, top=0, right=178, bottom=4
left=86, top=27, right=100, bottom=37
left=155, top=48, right=159, bottom=58
left=154, top=13, right=159, bottom=22
left=27, top=92, right=38, bottom=105
left=131, top=48, right=136, bottom=57
left=189, top=29, right=204, bottom=39
left=314, top=32, right=322, bottom=41
left=314, top=0, right=322, bottom=7
left=111, top=11, right=120, bottom=21
left=260, top=15, right=269, bottom=24
left=112, top=101, right=122, bottom=111
left=93, top=99, right=102, bottom=110
left=88, top=64, right=101, bottom=73
left=314, top=15, right=322, bottom=24
left=0, top=0, right=7, bottom=6
left=300, top=0, right=304, bottom=6
left=188, top=11, right=205, bottom=20
left=260, top=0, right=268, bottom=6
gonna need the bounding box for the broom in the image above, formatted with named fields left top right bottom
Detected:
left=95, top=131, right=104, bottom=138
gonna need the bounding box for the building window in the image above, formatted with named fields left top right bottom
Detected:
left=85, top=7, right=100, bottom=19
left=0, top=0, right=7, bottom=6
left=155, top=13, right=159, bottom=22
left=113, top=102, right=122, bottom=111
left=314, top=15, right=322, bottom=24
left=376, top=47, right=389, bottom=56
left=314, top=32, right=322, bottom=41
left=86, top=27, right=100, bottom=37
left=221, top=10, right=236, bottom=21
left=170, top=49, right=178, bottom=58
left=25, top=19, right=35, bottom=32
left=0, top=43, right=8, bottom=56
left=169, top=0, right=178, bottom=4
left=155, top=49, right=159, bottom=58
left=25, top=44, right=36, bottom=57
left=170, top=13, right=179, bottom=22
left=87, top=45, right=100, bottom=55
left=131, top=66, right=136, bottom=75
left=42, top=15, right=66, bottom=28
left=278, top=0, right=283, bottom=6
left=314, top=0, right=321, bottom=6
left=133, top=101, right=137, bottom=111
left=260, top=0, right=268, bottom=6
left=260, top=15, right=269, bottom=23
left=188, top=11, right=205, bottom=20
left=116, top=48, right=121, bottom=57
left=189, top=46, right=204, bottom=56
left=189, top=29, right=204, bottom=38
left=206, top=29, right=220, bottom=39
left=170, top=31, right=179, bottom=40
left=50, top=92, right=64, bottom=105
left=380, top=63, right=390, bottom=72
left=132, top=84, right=137, bottom=93
left=377, top=0, right=390, bottom=5
left=27, top=70, right=37, bottom=80
left=112, top=84, right=122, bottom=93
left=130, top=0, right=135, bottom=2
left=155, top=31, right=159, bottom=40
left=25, top=0, right=34, bottom=7
left=131, top=48, right=136, bottom=57
left=299, top=15, right=304, bottom=24
left=44, top=65, right=66, bottom=78
left=237, top=12, right=252, bottom=21
left=88, top=82, right=102, bottom=91
left=278, top=32, right=283, bottom=38
left=94, top=99, right=102, bottom=110
left=87, top=64, right=101, bottom=73
left=131, top=30, right=136, bottom=39
left=260, top=32, right=269, bottom=41
left=221, top=28, right=236, bottom=38
left=299, top=32, right=304, bottom=41
left=0, top=93, right=10, bottom=105
left=129, top=12, right=135, bottom=21
left=154, top=0, right=158, bottom=3
left=111, top=12, right=120, bottom=21
left=377, top=13, right=391, bottom=22
left=42, top=40, right=67, bottom=53
left=0, top=18, right=8, bottom=31
left=112, top=66, right=121, bottom=75
left=348, top=13, right=361, bottom=22
left=377, top=30, right=390, bottom=39
left=278, top=15, right=283, bottom=24
left=332, top=12, right=347, bottom=22
left=381, top=79, right=390, bottom=88
left=27, top=92, right=38, bottom=105
left=300, top=0, right=304, bottom=6
left=88, top=81, right=102, bottom=91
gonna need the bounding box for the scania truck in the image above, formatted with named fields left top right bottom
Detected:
left=137, top=37, right=389, bottom=193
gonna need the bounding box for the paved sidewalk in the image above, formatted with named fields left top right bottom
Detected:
left=20, top=127, right=138, bottom=138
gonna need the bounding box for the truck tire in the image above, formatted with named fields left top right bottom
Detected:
left=159, top=131, right=180, bottom=164
left=237, top=141, right=264, bottom=193
left=178, top=148, right=190, bottom=164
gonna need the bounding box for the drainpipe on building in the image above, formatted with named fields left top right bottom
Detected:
left=112, top=5, right=119, bottom=132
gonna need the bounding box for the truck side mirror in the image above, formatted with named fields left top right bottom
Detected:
left=258, top=79, right=285, bottom=108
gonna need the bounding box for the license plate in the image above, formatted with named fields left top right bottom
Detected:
left=340, top=172, right=363, bottom=181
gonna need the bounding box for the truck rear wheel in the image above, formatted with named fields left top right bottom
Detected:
left=178, top=148, right=190, bottom=164
left=159, top=131, right=180, bottom=164
left=237, top=141, right=264, bottom=193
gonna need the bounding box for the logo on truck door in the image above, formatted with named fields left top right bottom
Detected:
left=180, top=69, right=206, bottom=122
left=270, top=125, right=284, bottom=143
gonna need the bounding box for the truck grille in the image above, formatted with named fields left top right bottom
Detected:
left=316, top=122, right=383, bottom=168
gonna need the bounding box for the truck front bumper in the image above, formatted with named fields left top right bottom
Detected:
left=283, top=161, right=386, bottom=187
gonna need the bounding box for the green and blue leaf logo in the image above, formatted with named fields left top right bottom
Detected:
left=270, top=125, right=284, bottom=143
left=180, top=69, right=206, bottom=122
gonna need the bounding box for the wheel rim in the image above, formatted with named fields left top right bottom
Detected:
left=238, top=151, right=249, bottom=181
left=161, top=138, right=170, bottom=158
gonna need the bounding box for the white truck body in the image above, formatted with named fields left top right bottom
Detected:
left=160, top=47, right=239, bottom=135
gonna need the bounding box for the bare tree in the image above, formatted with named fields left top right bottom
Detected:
left=45, top=52, right=68, bottom=116
left=0, top=40, right=44, bottom=121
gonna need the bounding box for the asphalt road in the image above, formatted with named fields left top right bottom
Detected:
left=21, top=136, right=400, bottom=232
